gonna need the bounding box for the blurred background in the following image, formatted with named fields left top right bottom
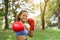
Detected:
left=0, top=0, right=60, bottom=40
left=0, top=0, right=60, bottom=30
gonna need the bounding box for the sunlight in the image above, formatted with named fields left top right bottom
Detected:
left=29, top=0, right=40, bottom=4
left=40, top=0, right=44, bottom=3
left=28, top=0, right=40, bottom=18
left=33, top=0, right=40, bottom=4
left=29, top=0, right=44, bottom=3
left=15, top=0, right=41, bottom=18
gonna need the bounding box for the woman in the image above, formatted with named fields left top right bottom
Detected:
left=13, top=10, right=34, bottom=40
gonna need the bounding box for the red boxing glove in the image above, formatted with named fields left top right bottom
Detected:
left=28, top=18, right=35, bottom=31
left=12, top=21, right=24, bottom=32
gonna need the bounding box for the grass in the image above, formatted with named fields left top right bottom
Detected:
left=0, top=28, right=60, bottom=40
left=0, top=29, right=16, bottom=40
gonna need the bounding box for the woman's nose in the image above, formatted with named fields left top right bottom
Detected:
left=25, top=17, right=27, bottom=19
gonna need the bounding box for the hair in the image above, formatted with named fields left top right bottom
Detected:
left=16, top=10, right=28, bottom=21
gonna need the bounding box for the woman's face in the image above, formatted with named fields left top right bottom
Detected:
left=19, top=12, right=28, bottom=23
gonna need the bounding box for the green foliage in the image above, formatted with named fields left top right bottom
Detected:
left=45, top=0, right=60, bottom=26
left=45, top=0, right=60, bottom=18
left=0, top=8, right=4, bottom=16
left=0, top=8, right=4, bottom=28
left=24, top=0, right=29, bottom=3
left=45, top=0, right=57, bottom=19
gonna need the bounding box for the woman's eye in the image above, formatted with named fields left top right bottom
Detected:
left=23, top=15, right=27, bottom=17
left=23, top=15, right=25, bottom=17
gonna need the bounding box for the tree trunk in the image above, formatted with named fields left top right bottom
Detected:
left=41, top=11, right=45, bottom=30
left=58, top=17, right=60, bottom=29
left=57, top=0, right=60, bottom=29
left=4, top=0, right=8, bottom=29
left=41, top=4, right=46, bottom=30
left=40, top=0, right=49, bottom=30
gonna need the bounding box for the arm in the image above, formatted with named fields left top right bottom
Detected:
left=28, top=30, right=34, bottom=37
left=27, top=18, right=35, bottom=37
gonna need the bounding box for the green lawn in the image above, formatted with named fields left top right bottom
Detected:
left=0, top=28, right=60, bottom=40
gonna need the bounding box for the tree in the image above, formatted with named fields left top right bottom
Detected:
left=56, top=0, right=60, bottom=29
left=45, top=0, right=60, bottom=29
left=40, top=0, right=49, bottom=30
left=51, top=0, right=60, bottom=29
left=4, top=0, right=9, bottom=29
